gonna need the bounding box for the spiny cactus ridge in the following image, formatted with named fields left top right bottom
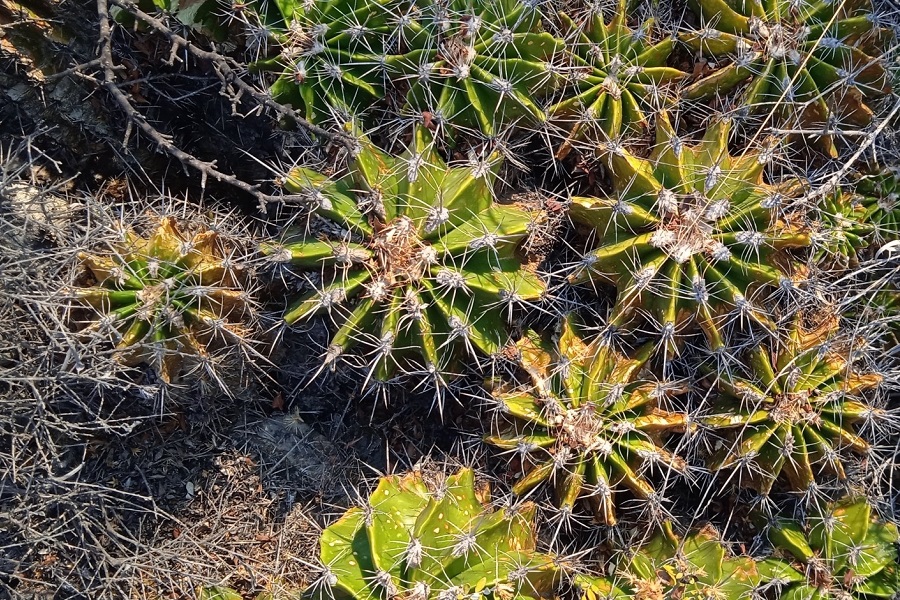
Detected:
left=700, top=310, right=883, bottom=493
left=307, top=468, right=559, bottom=600
left=485, top=314, right=689, bottom=524
left=262, top=125, right=544, bottom=386
left=70, top=215, right=255, bottom=384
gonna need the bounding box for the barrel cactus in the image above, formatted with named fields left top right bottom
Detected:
left=547, top=0, right=685, bottom=158
left=682, top=0, right=893, bottom=157
left=307, top=468, right=559, bottom=600
left=395, top=0, right=562, bottom=139
left=262, top=125, right=544, bottom=386
left=852, top=168, right=900, bottom=245
left=765, top=498, right=900, bottom=598
left=485, top=314, right=689, bottom=525
left=70, top=215, right=255, bottom=384
left=701, top=311, right=883, bottom=493
left=575, top=526, right=775, bottom=600
left=568, top=112, right=810, bottom=351
left=249, top=0, right=400, bottom=123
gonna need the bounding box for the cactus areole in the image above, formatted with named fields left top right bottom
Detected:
left=263, top=125, right=545, bottom=383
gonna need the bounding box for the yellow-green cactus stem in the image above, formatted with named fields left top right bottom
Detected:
left=575, top=526, right=777, bottom=600
left=682, top=0, right=893, bottom=157
left=547, top=0, right=686, bottom=158
left=263, top=125, right=545, bottom=385
left=701, top=311, right=883, bottom=494
left=306, top=468, right=559, bottom=600
left=72, top=216, right=252, bottom=383
left=569, top=112, right=811, bottom=352
left=394, top=0, right=563, bottom=139
left=485, top=314, right=689, bottom=525
left=764, top=498, right=900, bottom=598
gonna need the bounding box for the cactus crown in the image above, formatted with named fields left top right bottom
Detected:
left=682, top=0, right=893, bottom=156
left=766, top=498, right=900, bottom=598
left=308, top=468, right=558, bottom=600
left=576, top=526, right=774, bottom=600
left=485, top=314, right=688, bottom=524
left=548, top=0, right=685, bottom=158
left=701, top=310, right=883, bottom=493
left=568, top=112, right=810, bottom=349
left=72, top=215, right=253, bottom=384
left=263, top=125, right=544, bottom=386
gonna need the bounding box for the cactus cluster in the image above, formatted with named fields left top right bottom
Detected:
left=36, top=0, right=900, bottom=596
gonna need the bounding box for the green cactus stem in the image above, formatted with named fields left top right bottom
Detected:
left=306, top=468, right=559, bottom=600
left=765, top=498, right=900, bottom=598
left=568, top=112, right=811, bottom=352
left=71, top=216, right=254, bottom=383
left=249, top=0, right=402, bottom=124
left=701, top=311, right=883, bottom=493
left=681, top=0, right=893, bottom=157
left=262, top=125, right=545, bottom=385
left=547, top=0, right=686, bottom=159
left=576, top=526, right=776, bottom=600
left=485, top=314, right=689, bottom=525
left=394, top=0, right=563, bottom=139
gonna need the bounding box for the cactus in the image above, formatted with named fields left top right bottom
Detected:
left=765, top=498, right=900, bottom=598
left=263, top=125, right=545, bottom=386
left=396, top=0, right=563, bottom=139
left=701, top=310, right=882, bottom=493
left=575, top=526, right=775, bottom=600
left=249, top=0, right=401, bottom=123
left=681, top=0, right=893, bottom=157
left=484, top=314, right=689, bottom=525
left=567, top=112, right=811, bottom=351
left=547, top=0, right=686, bottom=159
left=70, top=215, right=255, bottom=384
left=852, top=168, right=900, bottom=245
left=307, top=468, right=559, bottom=600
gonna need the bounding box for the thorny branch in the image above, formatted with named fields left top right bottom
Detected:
left=95, top=0, right=354, bottom=212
